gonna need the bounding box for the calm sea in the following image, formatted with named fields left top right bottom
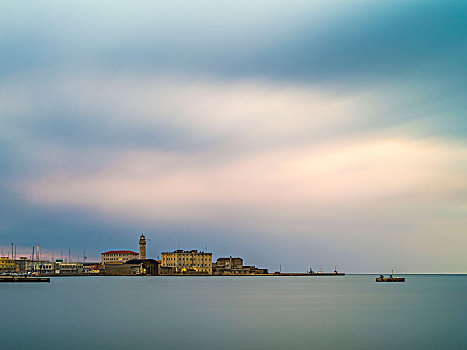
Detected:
left=0, top=275, right=465, bottom=349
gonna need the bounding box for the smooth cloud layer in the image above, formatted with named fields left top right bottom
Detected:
left=3, top=74, right=465, bottom=272
left=22, top=136, right=467, bottom=225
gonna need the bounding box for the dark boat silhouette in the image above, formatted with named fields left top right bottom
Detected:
left=376, top=270, right=405, bottom=282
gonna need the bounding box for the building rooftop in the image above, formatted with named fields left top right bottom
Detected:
left=162, top=250, right=212, bottom=254
left=102, top=250, right=139, bottom=255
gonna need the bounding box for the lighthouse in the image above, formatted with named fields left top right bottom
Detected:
left=139, top=234, right=146, bottom=260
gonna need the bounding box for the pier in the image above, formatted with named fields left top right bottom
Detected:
left=0, top=276, right=50, bottom=282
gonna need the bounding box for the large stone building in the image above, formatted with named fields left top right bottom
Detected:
left=102, top=234, right=147, bottom=265
left=161, top=250, right=212, bottom=275
left=215, top=257, right=244, bottom=270
left=212, top=256, right=268, bottom=275
left=101, top=250, right=139, bottom=264
left=101, top=234, right=158, bottom=276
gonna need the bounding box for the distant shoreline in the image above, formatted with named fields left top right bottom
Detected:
left=30, top=272, right=467, bottom=277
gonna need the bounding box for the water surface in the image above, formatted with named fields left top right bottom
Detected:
left=0, top=275, right=465, bottom=349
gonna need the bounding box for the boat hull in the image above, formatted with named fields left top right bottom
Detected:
left=376, top=277, right=405, bottom=282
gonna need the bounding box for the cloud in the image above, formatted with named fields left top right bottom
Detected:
left=0, top=71, right=452, bottom=158
left=2, top=1, right=466, bottom=85
left=19, top=135, right=467, bottom=224
left=1, top=70, right=466, bottom=270
left=3, top=73, right=466, bottom=234
left=1, top=72, right=378, bottom=173
left=11, top=105, right=466, bottom=272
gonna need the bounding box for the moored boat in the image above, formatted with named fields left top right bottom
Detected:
left=376, top=270, right=405, bottom=282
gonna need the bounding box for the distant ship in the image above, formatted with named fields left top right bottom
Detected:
left=308, top=266, right=345, bottom=276
left=376, top=270, right=405, bottom=282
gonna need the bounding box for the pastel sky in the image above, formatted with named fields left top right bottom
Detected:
left=1, top=1, right=466, bottom=272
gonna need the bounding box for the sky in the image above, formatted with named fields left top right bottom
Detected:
left=1, top=1, right=466, bottom=273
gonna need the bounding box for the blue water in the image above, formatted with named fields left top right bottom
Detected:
left=0, top=275, right=465, bottom=349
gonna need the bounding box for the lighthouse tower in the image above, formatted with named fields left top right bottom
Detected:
left=139, top=234, right=146, bottom=260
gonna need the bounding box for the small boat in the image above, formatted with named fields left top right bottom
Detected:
left=376, top=270, right=405, bottom=282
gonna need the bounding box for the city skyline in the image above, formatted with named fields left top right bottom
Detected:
left=1, top=1, right=466, bottom=273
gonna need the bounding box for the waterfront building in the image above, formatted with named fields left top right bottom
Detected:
left=83, top=263, right=101, bottom=274
left=24, top=260, right=56, bottom=274
left=0, top=257, right=16, bottom=273
left=161, top=250, right=212, bottom=275
left=212, top=256, right=268, bottom=275
left=104, top=259, right=159, bottom=276
left=56, top=262, right=83, bottom=274
left=15, top=257, right=29, bottom=273
left=101, top=250, right=139, bottom=264
left=102, top=234, right=149, bottom=265
left=242, top=266, right=268, bottom=275
left=216, top=257, right=244, bottom=270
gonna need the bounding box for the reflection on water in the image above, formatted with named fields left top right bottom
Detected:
left=0, top=275, right=465, bottom=349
